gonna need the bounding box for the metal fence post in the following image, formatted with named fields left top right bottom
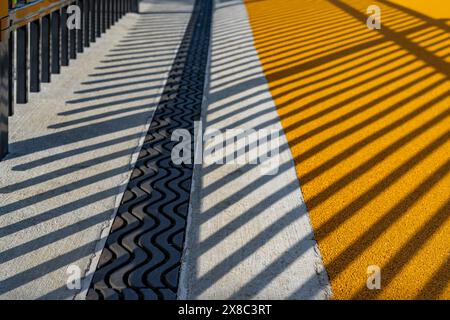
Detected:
left=132, top=0, right=139, bottom=13
left=0, top=2, right=10, bottom=159
left=77, top=0, right=84, bottom=52
left=90, top=0, right=96, bottom=42
left=7, top=1, right=13, bottom=117
left=84, top=0, right=90, bottom=47
left=96, top=0, right=101, bottom=37
left=1, top=0, right=125, bottom=161
left=117, top=0, right=120, bottom=19
left=16, top=24, right=28, bottom=104
left=8, top=29, right=13, bottom=116
left=111, top=0, right=115, bottom=26
left=51, top=9, right=61, bottom=74
left=106, top=0, right=111, bottom=29
left=61, top=6, right=69, bottom=66
left=0, top=39, right=8, bottom=159
left=101, top=0, right=106, bottom=33
left=30, top=19, right=41, bottom=92
left=42, top=14, right=51, bottom=82
left=70, top=4, right=77, bottom=59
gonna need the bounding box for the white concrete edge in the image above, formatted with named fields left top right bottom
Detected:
left=236, top=0, right=334, bottom=300
left=242, top=4, right=334, bottom=299
left=74, top=9, right=193, bottom=300
left=178, top=0, right=333, bottom=300
left=177, top=0, right=215, bottom=301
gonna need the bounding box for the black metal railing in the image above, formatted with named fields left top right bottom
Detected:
left=0, top=0, right=140, bottom=160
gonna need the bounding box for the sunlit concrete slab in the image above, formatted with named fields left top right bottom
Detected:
left=179, top=0, right=332, bottom=300
left=0, top=0, right=193, bottom=300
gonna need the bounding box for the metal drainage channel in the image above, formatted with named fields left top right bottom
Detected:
left=86, top=0, right=212, bottom=300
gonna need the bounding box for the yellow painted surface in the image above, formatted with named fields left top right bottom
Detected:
left=245, top=0, right=450, bottom=299
left=389, top=0, right=450, bottom=21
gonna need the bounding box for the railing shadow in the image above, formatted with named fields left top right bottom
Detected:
left=185, top=0, right=449, bottom=300
left=0, top=2, right=191, bottom=299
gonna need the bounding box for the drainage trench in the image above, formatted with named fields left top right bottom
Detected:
left=87, top=0, right=212, bottom=300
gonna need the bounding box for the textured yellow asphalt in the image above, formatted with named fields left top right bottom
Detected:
left=245, top=0, right=450, bottom=299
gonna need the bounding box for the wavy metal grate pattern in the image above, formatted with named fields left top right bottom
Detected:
left=87, top=0, right=212, bottom=300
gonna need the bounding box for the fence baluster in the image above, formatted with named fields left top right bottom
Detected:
left=90, top=0, right=96, bottom=42
left=77, top=0, right=84, bottom=52
left=1, top=0, right=142, bottom=161
left=30, top=20, right=41, bottom=92
left=70, top=8, right=77, bottom=60
left=107, top=0, right=111, bottom=29
left=84, top=0, right=90, bottom=47
left=96, top=0, right=101, bottom=37
left=42, top=15, right=51, bottom=82
left=116, top=0, right=120, bottom=21
left=0, top=31, right=9, bottom=158
left=101, top=0, right=106, bottom=33
left=8, top=32, right=14, bottom=115
left=111, top=0, right=115, bottom=26
left=51, top=10, right=61, bottom=74
left=61, top=7, right=69, bottom=66
left=16, top=25, right=28, bottom=104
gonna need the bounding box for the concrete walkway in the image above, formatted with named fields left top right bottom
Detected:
left=0, top=0, right=193, bottom=299
left=0, top=0, right=333, bottom=300
left=6, top=0, right=444, bottom=301
left=179, top=0, right=331, bottom=300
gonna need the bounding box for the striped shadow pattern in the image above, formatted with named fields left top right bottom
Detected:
left=87, top=0, right=212, bottom=300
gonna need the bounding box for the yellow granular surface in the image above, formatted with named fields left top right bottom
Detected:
left=245, top=0, right=450, bottom=299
